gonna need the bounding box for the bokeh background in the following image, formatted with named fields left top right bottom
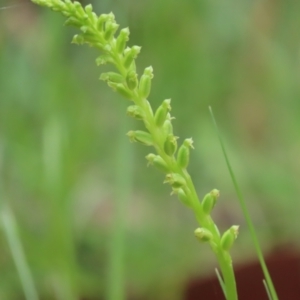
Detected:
left=1, top=0, right=300, bottom=299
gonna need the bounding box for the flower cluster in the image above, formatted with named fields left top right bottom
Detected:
left=30, top=1, right=239, bottom=298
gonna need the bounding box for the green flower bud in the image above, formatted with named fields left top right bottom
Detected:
left=100, top=72, right=124, bottom=84
left=64, top=0, right=74, bottom=12
left=80, top=26, right=89, bottom=34
left=194, top=228, right=213, bottom=242
left=126, top=105, right=144, bottom=120
left=138, top=66, right=153, bottom=99
left=116, top=28, right=130, bottom=54
left=97, top=13, right=112, bottom=31
left=129, top=60, right=137, bottom=73
left=202, top=189, right=219, bottom=215
left=74, top=1, right=86, bottom=18
left=104, top=20, right=119, bottom=41
left=221, top=225, right=239, bottom=251
left=84, top=4, right=93, bottom=14
left=84, top=4, right=97, bottom=22
left=146, top=154, right=169, bottom=173
left=177, top=138, right=194, bottom=169
left=154, top=99, right=171, bottom=127
left=53, top=4, right=66, bottom=13
left=126, top=70, right=138, bottom=90
left=71, top=34, right=85, bottom=45
left=175, top=188, right=192, bottom=207
left=127, top=131, right=153, bottom=146
left=163, top=119, right=173, bottom=136
left=164, top=173, right=186, bottom=189
left=95, top=54, right=113, bottom=66
left=103, top=44, right=112, bottom=51
left=64, top=17, right=81, bottom=27
left=107, top=82, right=132, bottom=99
left=146, top=100, right=154, bottom=116
left=164, top=134, right=178, bottom=156
left=123, top=46, right=141, bottom=69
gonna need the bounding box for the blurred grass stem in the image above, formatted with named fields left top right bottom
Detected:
left=209, top=106, right=279, bottom=300
left=1, top=205, right=39, bottom=300
left=107, top=106, right=133, bottom=300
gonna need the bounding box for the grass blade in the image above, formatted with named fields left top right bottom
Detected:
left=215, top=268, right=227, bottom=299
left=1, top=205, right=39, bottom=300
left=263, top=279, right=273, bottom=300
left=107, top=105, right=133, bottom=300
left=209, top=106, right=279, bottom=300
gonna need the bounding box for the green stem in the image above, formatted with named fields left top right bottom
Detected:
left=140, top=97, right=238, bottom=300
left=191, top=194, right=237, bottom=300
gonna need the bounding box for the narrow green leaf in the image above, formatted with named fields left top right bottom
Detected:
left=209, top=106, right=279, bottom=300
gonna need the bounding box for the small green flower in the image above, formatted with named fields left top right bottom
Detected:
left=177, top=138, right=194, bottom=169
left=202, top=189, right=220, bottom=215
left=164, top=134, right=178, bottom=156
left=164, top=173, right=186, bottom=189
left=154, top=99, right=171, bottom=127
left=100, top=72, right=124, bottom=84
left=116, top=28, right=130, bottom=54
left=104, top=20, right=119, bottom=41
left=194, top=228, right=213, bottom=242
left=162, top=119, right=173, bottom=136
left=126, top=105, right=144, bottom=120
left=145, top=154, right=169, bottom=173
left=175, top=188, right=192, bottom=207
left=123, top=46, right=141, bottom=69
left=126, top=70, right=138, bottom=90
left=107, top=82, right=132, bottom=99
left=127, top=130, right=153, bottom=146
left=138, top=66, right=153, bottom=99
left=221, top=225, right=239, bottom=251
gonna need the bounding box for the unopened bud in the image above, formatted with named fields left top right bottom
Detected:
left=104, top=20, right=119, bottom=41
left=71, top=34, right=85, bottom=45
left=164, top=173, right=186, bottom=189
left=164, top=134, right=178, bottom=156
left=116, top=28, right=130, bottom=54
left=95, top=54, right=113, bottom=66
left=146, top=154, right=169, bottom=173
left=202, top=189, right=219, bottom=215
left=138, top=66, right=153, bottom=99
left=176, top=188, right=192, bottom=207
left=154, top=99, right=171, bottom=127
left=127, top=130, right=153, bottom=146
left=74, top=1, right=86, bottom=17
left=107, top=82, right=132, bottom=99
left=64, top=17, right=81, bottom=27
left=194, top=228, right=213, bottom=242
left=84, top=4, right=93, bottom=14
left=126, top=70, right=138, bottom=90
left=97, top=13, right=114, bottom=31
left=163, top=119, right=173, bottom=136
left=100, top=72, right=124, bottom=84
left=123, top=46, right=141, bottom=69
left=126, top=105, right=144, bottom=120
left=220, top=225, right=239, bottom=251
left=177, top=138, right=194, bottom=169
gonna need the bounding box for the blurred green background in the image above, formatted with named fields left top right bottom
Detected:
left=1, top=0, right=300, bottom=299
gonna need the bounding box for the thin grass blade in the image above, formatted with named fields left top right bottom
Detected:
left=263, top=279, right=273, bottom=300
left=209, top=106, right=279, bottom=300
left=1, top=206, right=39, bottom=300
left=215, top=268, right=227, bottom=299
